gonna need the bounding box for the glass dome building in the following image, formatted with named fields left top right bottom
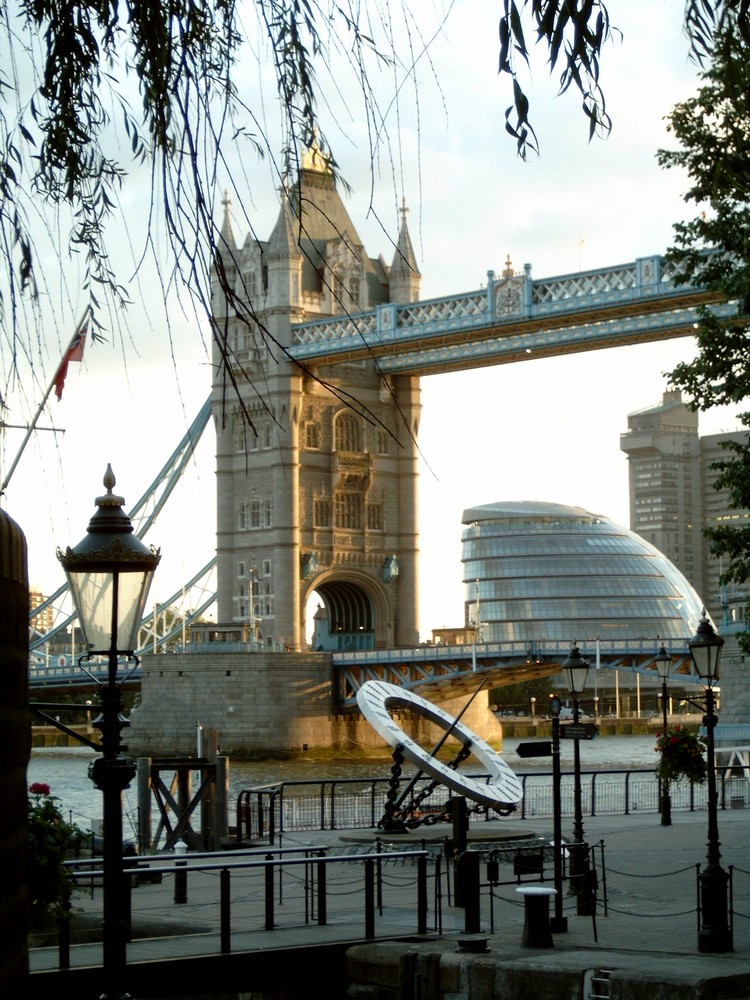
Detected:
left=462, top=501, right=706, bottom=643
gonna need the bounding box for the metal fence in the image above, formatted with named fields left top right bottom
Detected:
left=236, top=766, right=750, bottom=844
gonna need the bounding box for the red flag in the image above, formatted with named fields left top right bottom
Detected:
left=53, top=327, right=87, bottom=401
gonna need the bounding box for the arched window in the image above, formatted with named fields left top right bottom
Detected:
left=305, top=422, right=320, bottom=449
left=334, top=412, right=361, bottom=452
left=334, top=492, right=362, bottom=529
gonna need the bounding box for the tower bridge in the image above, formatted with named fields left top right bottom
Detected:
left=29, top=157, right=746, bottom=744
left=210, top=153, right=743, bottom=661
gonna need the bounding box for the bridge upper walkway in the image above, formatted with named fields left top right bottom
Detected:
left=287, top=255, right=734, bottom=375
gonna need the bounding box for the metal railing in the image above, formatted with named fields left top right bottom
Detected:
left=235, top=766, right=750, bottom=844
left=47, top=844, right=431, bottom=972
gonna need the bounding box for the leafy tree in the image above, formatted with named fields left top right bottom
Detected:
left=657, top=22, right=750, bottom=653
left=497, top=1, right=750, bottom=157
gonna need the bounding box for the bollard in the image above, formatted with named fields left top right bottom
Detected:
left=516, top=886, right=557, bottom=948
left=455, top=850, right=481, bottom=933
left=173, top=839, right=188, bottom=904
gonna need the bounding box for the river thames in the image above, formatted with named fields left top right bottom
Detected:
left=28, top=732, right=661, bottom=835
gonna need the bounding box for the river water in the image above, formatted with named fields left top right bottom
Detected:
left=28, top=732, right=660, bottom=835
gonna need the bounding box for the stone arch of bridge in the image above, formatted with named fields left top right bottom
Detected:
left=305, top=570, right=390, bottom=651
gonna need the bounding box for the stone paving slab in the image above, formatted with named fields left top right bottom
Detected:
left=28, top=806, right=750, bottom=995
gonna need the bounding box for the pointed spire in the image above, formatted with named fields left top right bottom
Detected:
left=390, top=199, right=420, bottom=278
left=220, top=190, right=235, bottom=246
left=300, top=130, right=332, bottom=174
left=214, top=189, right=239, bottom=291
left=388, top=198, right=421, bottom=304
left=268, top=193, right=301, bottom=259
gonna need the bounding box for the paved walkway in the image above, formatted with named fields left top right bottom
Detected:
left=28, top=807, right=750, bottom=994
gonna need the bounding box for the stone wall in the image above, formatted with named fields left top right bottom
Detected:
left=127, top=651, right=500, bottom=759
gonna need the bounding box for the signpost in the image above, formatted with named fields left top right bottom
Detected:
left=516, top=741, right=553, bottom=758
left=559, top=723, right=598, bottom=741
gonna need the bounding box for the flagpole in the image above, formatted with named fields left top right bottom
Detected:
left=0, top=309, right=90, bottom=496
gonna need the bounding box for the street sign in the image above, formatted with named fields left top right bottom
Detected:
left=516, top=741, right=553, bottom=758
left=559, top=723, right=598, bottom=741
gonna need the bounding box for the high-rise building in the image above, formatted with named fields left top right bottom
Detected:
left=29, top=589, right=53, bottom=637
left=620, top=390, right=749, bottom=630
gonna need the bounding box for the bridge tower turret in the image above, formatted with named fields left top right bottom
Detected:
left=212, top=149, right=421, bottom=652
left=388, top=199, right=421, bottom=304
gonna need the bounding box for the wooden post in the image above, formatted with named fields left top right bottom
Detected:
left=215, top=756, right=229, bottom=849
left=137, top=758, right=152, bottom=853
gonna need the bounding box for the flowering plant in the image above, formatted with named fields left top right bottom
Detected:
left=27, top=782, right=86, bottom=924
left=655, top=725, right=707, bottom=787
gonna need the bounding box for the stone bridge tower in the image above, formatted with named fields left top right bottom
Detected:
left=211, top=149, right=422, bottom=652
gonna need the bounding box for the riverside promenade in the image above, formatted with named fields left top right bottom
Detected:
left=28, top=806, right=750, bottom=999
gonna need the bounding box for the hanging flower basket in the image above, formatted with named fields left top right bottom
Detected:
left=655, top=724, right=707, bottom=787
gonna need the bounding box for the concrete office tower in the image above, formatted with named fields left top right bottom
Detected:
left=211, top=147, right=422, bottom=652
left=622, top=390, right=750, bottom=727
left=621, top=389, right=749, bottom=629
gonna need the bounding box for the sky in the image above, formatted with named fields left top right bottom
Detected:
left=2, top=1, right=744, bottom=642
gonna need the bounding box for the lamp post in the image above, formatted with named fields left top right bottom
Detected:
left=58, top=466, right=161, bottom=998
left=562, top=644, right=591, bottom=914
left=548, top=694, right=567, bottom=933
left=688, top=614, right=732, bottom=953
left=654, top=644, right=673, bottom=826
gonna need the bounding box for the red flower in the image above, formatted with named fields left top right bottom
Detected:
left=29, top=782, right=51, bottom=796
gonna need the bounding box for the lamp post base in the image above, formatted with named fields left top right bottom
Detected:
left=660, top=793, right=672, bottom=826
left=698, top=866, right=733, bottom=953
left=566, top=842, right=595, bottom=916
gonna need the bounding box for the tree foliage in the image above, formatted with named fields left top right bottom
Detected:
left=657, top=21, right=750, bottom=651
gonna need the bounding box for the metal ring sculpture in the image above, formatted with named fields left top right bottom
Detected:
left=356, top=680, right=522, bottom=813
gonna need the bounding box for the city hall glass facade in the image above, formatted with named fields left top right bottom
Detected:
left=462, top=501, right=706, bottom=643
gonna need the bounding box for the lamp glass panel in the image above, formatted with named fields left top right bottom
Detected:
left=655, top=654, right=672, bottom=682
left=565, top=665, right=589, bottom=695
left=689, top=641, right=720, bottom=682
left=67, top=568, right=155, bottom=652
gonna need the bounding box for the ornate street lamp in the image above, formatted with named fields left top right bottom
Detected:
left=688, top=614, right=731, bottom=953
left=58, top=466, right=160, bottom=998
left=562, top=644, right=591, bottom=915
left=654, top=644, right=673, bottom=826
left=548, top=694, right=567, bottom=933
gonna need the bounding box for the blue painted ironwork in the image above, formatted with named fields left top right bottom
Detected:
left=331, top=637, right=700, bottom=708
left=289, top=255, right=735, bottom=376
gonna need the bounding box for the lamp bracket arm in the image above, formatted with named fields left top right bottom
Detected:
left=28, top=705, right=101, bottom=752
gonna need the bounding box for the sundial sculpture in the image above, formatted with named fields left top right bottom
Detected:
left=356, top=680, right=522, bottom=832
